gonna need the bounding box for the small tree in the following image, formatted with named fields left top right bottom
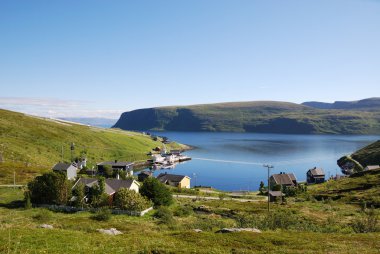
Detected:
left=259, top=181, right=265, bottom=195
left=103, top=165, right=114, bottom=178
left=114, top=188, right=152, bottom=211
left=140, top=177, right=173, bottom=207
left=72, top=183, right=86, bottom=208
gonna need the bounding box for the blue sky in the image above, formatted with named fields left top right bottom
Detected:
left=0, top=0, right=379, bottom=118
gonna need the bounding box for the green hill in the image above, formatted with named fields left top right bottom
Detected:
left=113, top=100, right=380, bottom=134
left=337, top=140, right=380, bottom=173
left=0, top=109, right=184, bottom=184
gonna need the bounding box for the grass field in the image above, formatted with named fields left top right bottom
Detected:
left=0, top=187, right=379, bottom=254
left=0, top=109, right=186, bottom=185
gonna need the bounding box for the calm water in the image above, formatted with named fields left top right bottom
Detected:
left=147, top=132, right=379, bottom=191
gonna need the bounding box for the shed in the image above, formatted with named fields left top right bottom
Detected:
left=52, top=162, right=78, bottom=180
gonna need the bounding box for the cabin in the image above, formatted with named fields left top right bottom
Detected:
left=306, top=167, right=325, bottom=184
left=269, top=191, right=284, bottom=202
left=364, top=165, right=380, bottom=171
left=138, top=171, right=153, bottom=182
left=52, top=162, right=78, bottom=180
left=97, top=160, right=134, bottom=176
left=269, top=172, right=297, bottom=189
left=156, top=173, right=191, bottom=189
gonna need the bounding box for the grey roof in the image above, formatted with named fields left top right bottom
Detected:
left=52, top=162, right=77, bottom=171
left=97, top=161, right=134, bottom=167
left=105, top=179, right=137, bottom=195
left=73, top=178, right=138, bottom=195
left=269, top=191, right=284, bottom=197
left=271, top=173, right=296, bottom=185
left=308, top=167, right=325, bottom=176
left=138, top=171, right=152, bottom=176
left=365, top=165, right=380, bottom=170
left=157, top=173, right=188, bottom=184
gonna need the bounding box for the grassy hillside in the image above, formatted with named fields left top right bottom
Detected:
left=337, top=140, right=380, bottom=173
left=113, top=100, right=380, bottom=134
left=0, top=109, right=184, bottom=184
left=0, top=186, right=379, bottom=253
left=309, top=169, right=380, bottom=207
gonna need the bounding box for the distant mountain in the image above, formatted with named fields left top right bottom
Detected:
left=302, top=98, right=380, bottom=111
left=59, top=117, right=117, bottom=128
left=113, top=100, right=380, bottom=134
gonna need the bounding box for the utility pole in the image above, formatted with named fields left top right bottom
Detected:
left=263, top=164, right=274, bottom=213
left=13, top=170, right=16, bottom=188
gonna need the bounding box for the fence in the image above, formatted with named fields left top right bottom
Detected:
left=35, top=204, right=154, bottom=217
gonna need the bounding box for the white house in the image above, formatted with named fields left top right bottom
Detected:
left=52, top=162, right=78, bottom=180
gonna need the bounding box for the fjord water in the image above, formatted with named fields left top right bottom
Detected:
left=151, top=132, right=379, bottom=191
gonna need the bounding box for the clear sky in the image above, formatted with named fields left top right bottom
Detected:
left=0, top=0, right=379, bottom=118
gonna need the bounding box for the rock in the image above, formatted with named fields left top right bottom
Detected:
left=39, top=224, right=54, bottom=229
left=193, top=229, right=202, bottom=233
left=97, top=228, right=123, bottom=235
left=216, top=228, right=261, bottom=233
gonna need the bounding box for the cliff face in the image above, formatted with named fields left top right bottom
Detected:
left=112, top=100, right=380, bottom=134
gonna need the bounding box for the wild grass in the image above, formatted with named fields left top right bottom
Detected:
left=0, top=188, right=379, bottom=253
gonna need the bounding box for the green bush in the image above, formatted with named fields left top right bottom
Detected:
left=24, top=190, right=32, bottom=209
left=114, top=188, right=152, bottom=211
left=91, top=207, right=112, bottom=221
left=154, top=206, right=175, bottom=225
left=140, top=178, right=173, bottom=207
left=351, top=207, right=379, bottom=233
left=28, top=172, right=72, bottom=205
left=32, top=209, right=53, bottom=222
left=173, top=205, right=193, bottom=217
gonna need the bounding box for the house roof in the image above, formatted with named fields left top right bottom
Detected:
left=365, top=165, right=380, bottom=170
left=138, top=171, right=152, bottom=176
left=308, top=167, right=325, bottom=176
left=271, top=173, right=296, bottom=185
left=157, top=173, right=189, bottom=184
left=97, top=161, right=134, bottom=167
left=73, top=178, right=139, bottom=195
left=52, top=162, right=77, bottom=171
left=269, top=191, right=284, bottom=197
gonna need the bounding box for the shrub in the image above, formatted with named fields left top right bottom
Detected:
left=91, top=207, right=112, bottom=221
left=154, top=206, right=175, bottom=225
left=72, top=183, right=85, bottom=208
left=218, top=193, right=227, bottom=201
left=173, top=205, right=193, bottom=217
left=351, top=207, right=379, bottom=233
left=28, top=172, right=72, bottom=205
left=140, top=178, right=173, bottom=207
left=114, top=188, right=152, bottom=211
left=32, top=209, right=53, bottom=222
left=24, top=190, right=32, bottom=209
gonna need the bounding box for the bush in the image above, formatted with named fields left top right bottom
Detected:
left=24, top=190, right=32, bottom=209
left=91, top=207, right=112, bottom=221
left=154, top=206, right=175, bottom=225
left=140, top=178, right=173, bottom=207
left=114, top=188, right=152, bottom=211
left=173, top=205, right=193, bottom=217
left=218, top=193, right=227, bottom=201
left=351, top=207, right=379, bottom=233
left=32, top=209, right=53, bottom=222
left=28, top=172, right=72, bottom=205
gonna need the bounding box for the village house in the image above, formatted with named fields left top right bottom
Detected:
left=269, top=172, right=297, bottom=189
left=364, top=165, right=380, bottom=171
left=97, top=160, right=134, bottom=176
left=73, top=178, right=140, bottom=195
left=137, top=171, right=152, bottom=182
left=52, top=162, right=78, bottom=180
left=156, top=173, right=191, bottom=189
left=306, top=167, right=325, bottom=184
